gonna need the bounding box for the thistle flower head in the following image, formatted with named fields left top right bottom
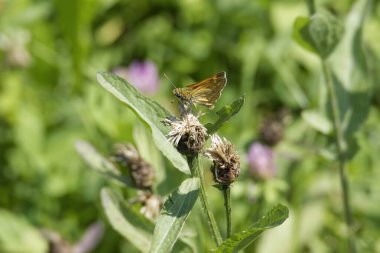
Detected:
left=205, top=135, right=240, bottom=186
left=259, top=116, right=283, bottom=146
left=111, top=144, right=155, bottom=190
left=162, top=113, right=207, bottom=156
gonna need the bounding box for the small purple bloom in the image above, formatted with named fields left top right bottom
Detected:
left=247, top=142, right=276, bottom=179
left=113, top=60, right=159, bottom=95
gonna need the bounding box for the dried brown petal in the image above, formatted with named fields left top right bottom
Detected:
left=111, top=144, right=155, bottom=190
left=205, top=135, right=240, bottom=186
left=163, top=113, right=207, bottom=156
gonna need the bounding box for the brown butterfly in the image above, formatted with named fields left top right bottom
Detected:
left=173, top=72, right=227, bottom=109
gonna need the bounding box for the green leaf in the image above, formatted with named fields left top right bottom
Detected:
left=101, top=188, right=153, bottom=253
left=75, top=140, right=134, bottom=187
left=301, top=110, right=333, bottom=134
left=205, top=96, right=245, bottom=135
left=293, top=11, right=344, bottom=59
left=0, top=209, right=48, bottom=253
left=216, top=204, right=289, bottom=253
left=97, top=72, right=190, bottom=175
left=150, top=178, right=200, bottom=253
left=326, top=0, right=371, bottom=159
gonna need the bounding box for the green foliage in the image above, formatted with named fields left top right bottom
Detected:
left=1, top=0, right=379, bottom=252
left=293, top=11, right=344, bottom=59
left=150, top=178, right=199, bottom=253
left=205, top=96, right=245, bottom=135
left=97, top=72, right=190, bottom=175
left=101, top=188, right=153, bottom=253
left=0, top=209, right=48, bottom=253
left=216, top=204, right=289, bottom=253
left=327, top=0, right=371, bottom=159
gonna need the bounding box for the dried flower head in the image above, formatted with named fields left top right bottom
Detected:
left=111, top=144, right=155, bottom=190
left=162, top=113, right=207, bottom=156
left=259, top=116, right=283, bottom=146
left=205, top=135, right=240, bottom=186
left=138, top=192, right=163, bottom=220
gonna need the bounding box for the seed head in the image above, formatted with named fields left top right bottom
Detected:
left=162, top=113, right=207, bottom=156
left=259, top=116, right=283, bottom=146
left=111, top=144, right=155, bottom=190
left=138, top=192, right=163, bottom=220
left=205, top=135, right=240, bottom=186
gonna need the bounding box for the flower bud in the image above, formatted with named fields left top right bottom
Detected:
left=111, top=144, right=155, bottom=190
left=205, top=135, right=240, bottom=186
left=247, top=142, right=276, bottom=179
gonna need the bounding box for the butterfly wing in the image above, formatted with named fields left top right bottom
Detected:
left=179, top=72, right=227, bottom=108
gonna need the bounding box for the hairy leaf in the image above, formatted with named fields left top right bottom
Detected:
left=293, top=11, right=344, bottom=59
left=150, top=178, right=200, bottom=253
left=205, top=96, right=245, bottom=135
left=97, top=72, right=190, bottom=174
left=101, top=188, right=153, bottom=253
left=216, top=204, right=289, bottom=253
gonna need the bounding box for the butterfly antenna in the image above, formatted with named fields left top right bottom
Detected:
left=164, top=73, right=177, bottom=89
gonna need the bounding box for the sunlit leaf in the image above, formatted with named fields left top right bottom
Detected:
left=101, top=188, right=153, bottom=253
left=293, top=11, right=344, bottom=59
left=150, top=178, right=200, bottom=253
left=0, top=209, right=48, bottom=253
left=327, top=0, right=371, bottom=159
left=216, top=204, right=289, bottom=253
left=301, top=110, right=333, bottom=134
left=205, top=96, right=245, bottom=135
left=97, top=72, right=190, bottom=175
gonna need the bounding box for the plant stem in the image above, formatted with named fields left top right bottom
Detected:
left=187, top=156, right=223, bottom=246
left=222, top=186, right=231, bottom=238
left=322, top=61, right=356, bottom=253
left=306, top=0, right=316, bottom=15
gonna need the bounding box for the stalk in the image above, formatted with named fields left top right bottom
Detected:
left=222, top=186, right=231, bottom=238
left=322, top=61, right=356, bottom=253
left=187, top=156, right=223, bottom=246
left=306, top=0, right=316, bottom=15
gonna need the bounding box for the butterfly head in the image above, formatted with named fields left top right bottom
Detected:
left=173, top=88, right=185, bottom=100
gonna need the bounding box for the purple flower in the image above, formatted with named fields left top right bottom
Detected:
left=247, top=142, right=276, bottom=179
left=113, top=60, right=159, bottom=95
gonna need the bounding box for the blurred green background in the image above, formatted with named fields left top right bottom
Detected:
left=1, top=0, right=380, bottom=252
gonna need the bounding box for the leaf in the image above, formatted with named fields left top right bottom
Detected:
left=101, top=188, right=153, bottom=253
left=301, top=110, right=333, bottom=134
left=0, top=209, right=48, bottom=253
left=97, top=72, right=190, bottom=175
left=216, top=204, right=289, bottom=253
left=75, top=140, right=134, bottom=187
left=326, top=0, right=371, bottom=159
left=293, top=11, right=344, bottom=59
left=205, top=96, right=245, bottom=135
left=149, top=178, right=200, bottom=253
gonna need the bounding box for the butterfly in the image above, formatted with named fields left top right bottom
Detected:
left=172, top=71, right=227, bottom=109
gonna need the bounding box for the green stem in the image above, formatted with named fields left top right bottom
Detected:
left=223, top=186, right=231, bottom=238
left=306, top=0, right=316, bottom=15
left=187, top=156, right=223, bottom=246
left=322, top=61, right=356, bottom=253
